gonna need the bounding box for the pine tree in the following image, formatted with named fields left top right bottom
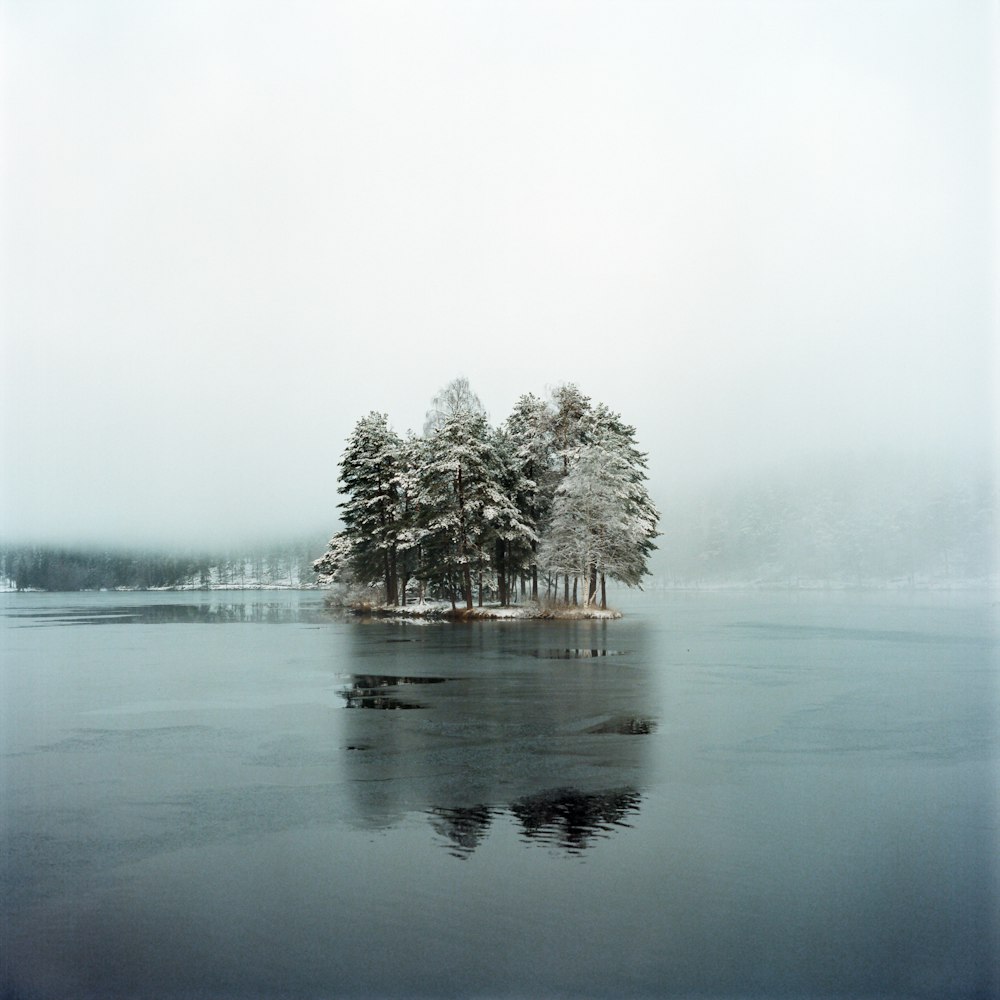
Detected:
left=550, top=383, right=592, bottom=474
left=335, top=412, right=405, bottom=603
left=315, top=380, right=660, bottom=611
left=504, top=392, right=557, bottom=599
left=480, top=426, right=537, bottom=605
left=549, top=383, right=592, bottom=600
left=391, top=431, right=426, bottom=605
left=416, top=408, right=497, bottom=610
left=313, top=533, right=353, bottom=585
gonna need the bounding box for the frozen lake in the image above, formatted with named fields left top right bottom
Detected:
left=1, top=588, right=996, bottom=999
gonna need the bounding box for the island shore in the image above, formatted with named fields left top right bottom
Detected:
left=340, top=600, right=622, bottom=621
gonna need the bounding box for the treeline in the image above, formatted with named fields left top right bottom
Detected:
left=314, top=379, right=659, bottom=609
left=658, top=455, right=996, bottom=586
left=1, top=540, right=324, bottom=592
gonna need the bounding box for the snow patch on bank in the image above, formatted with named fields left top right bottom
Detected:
left=342, top=599, right=623, bottom=621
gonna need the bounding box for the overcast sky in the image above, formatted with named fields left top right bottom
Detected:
left=1, top=0, right=995, bottom=549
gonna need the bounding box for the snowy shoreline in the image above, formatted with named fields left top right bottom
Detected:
left=341, top=600, right=623, bottom=621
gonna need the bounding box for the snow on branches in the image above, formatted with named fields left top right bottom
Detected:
left=314, top=379, right=659, bottom=610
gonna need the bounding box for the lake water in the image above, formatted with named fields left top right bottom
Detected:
left=1, top=589, right=996, bottom=999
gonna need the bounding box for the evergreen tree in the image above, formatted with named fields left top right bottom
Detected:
left=481, top=426, right=537, bottom=605
left=313, top=533, right=354, bottom=585
left=334, top=412, right=405, bottom=603
left=416, top=408, right=498, bottom=610
left=550, top=383, right=592, bottom=474
left=393, top=431, right=428, bottom=604
left=314, top=379, right=662, bottom=609
left=549, top=383, right=592, bottom=600
left=504, top=392, right=557, bottom=599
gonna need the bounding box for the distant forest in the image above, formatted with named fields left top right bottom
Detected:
left=658, top=455, right=995, bottom=587
left=0, top=539, right=323, bottom=592
left=2, top=457, right=993, bottom=594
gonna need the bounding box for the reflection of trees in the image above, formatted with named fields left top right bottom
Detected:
left=429, top=805, right=499, bottom=859
left=427, top=789, right=642, bottom=858
left=586, top=716, right=656, bottom=735
left=531, top=649, right=627, bottom=659
left=339, top=616, right=656, bottom=842
left=509, top=787, right=641, bottom=854
left=340, top=676, right=446, bottom=710
left=42, top=601, right=326, bottom=626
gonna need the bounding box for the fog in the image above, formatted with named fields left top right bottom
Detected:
left=1, top=0, right=995, bottom=552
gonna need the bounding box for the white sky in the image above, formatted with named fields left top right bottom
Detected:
left=1, top=0, right=995, bottom=548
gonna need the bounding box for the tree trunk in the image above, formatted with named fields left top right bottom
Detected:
left=600, top=573, right=607, bottom=610
left=383, top=549, right=396, bottom=606
left=563, top=574, right=569, bottom=603
left=588, top=562, right=598, bottom=606
left=495, top=538, right=507, bottom=606
left=572, top=577, right=578, bottom=606
left=531, top=566, right=538, bottom=601
left=456, top=464, right=473, bottom=610
left=463, top=564, right=473, bottom=610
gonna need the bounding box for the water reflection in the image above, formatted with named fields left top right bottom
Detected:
left=340, top=675, right=448, bottom=710
left=428, top=787, right=643, bottom=858
left=510, top=787, right=642, bottom=854
left=1, top=591, right=992, bottom=1000
left=429, top=804, right=500, bottom=859
left=5, top=599, right=329, bottom=627
left=338, top=620, right=657, bottom=856
left=586, top=716, right=657, bottom=735
left=531, top=648, right=628, bottom=659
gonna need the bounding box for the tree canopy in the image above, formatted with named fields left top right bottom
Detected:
left=315, top=379, right=660, bottom=610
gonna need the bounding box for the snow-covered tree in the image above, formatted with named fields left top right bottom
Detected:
left=548, top=383, right=593, bottom=600
left=416, top=404, right=530, bottom=610
left=315, top=379, right=659, bottom=610
left=484, top=426, right=538, bottom=605
left=422, top=376, right=486, bottom=436
left=539, top=405, right=659, bottom=607
left=503, top=392, right=557, bottom=599
left=550, top=383, right=592, bottom=474
left=579, top=403, right=660, bottom=601
left=312, top=532, right=353, bottom=585
left=334, top=412, right=405, bottom=603
left=393, top=431, right=427, bottom=604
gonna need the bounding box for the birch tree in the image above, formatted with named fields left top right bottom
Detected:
left=540, top=408, right=660, bottom=607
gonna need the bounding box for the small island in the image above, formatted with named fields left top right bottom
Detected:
left=314, top=379, right=659, bottom=619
